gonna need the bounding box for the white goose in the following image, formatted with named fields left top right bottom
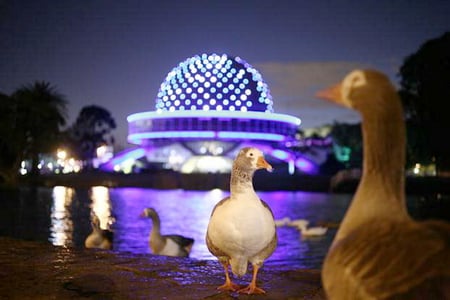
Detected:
left=206, top=147, right=277, bottom=295
left=141, top=207, right=194, bottom=257
left=317, top=69, right=450, bottom=299
left=84, top=214, right=114, bottom=250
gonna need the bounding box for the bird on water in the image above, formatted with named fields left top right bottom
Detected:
left=206, top=147, right=277, bottom=295
left=141, top=207, right=194, bottom=257
left=84, top=213, right=114, bottom=250
left=317, top=69, right=450, bottom=299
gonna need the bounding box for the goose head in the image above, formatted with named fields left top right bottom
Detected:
left=235, top=147, right=273, bottom=173
left=316, top=69, right=397, bottom=115
left=90, top=214, right=101, bottom=228
left=140, top=207, right=158, bottom=219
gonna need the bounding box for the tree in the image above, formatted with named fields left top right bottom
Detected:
left=399, top=32, right=450, bottom=175
left=0, top=82, right=67, bottom=184
left=0, top=92, right=18, bottom=183
left=67, top=105, right=116, bottom=168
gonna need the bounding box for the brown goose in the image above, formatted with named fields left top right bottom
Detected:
left=140, top=207, right=194, bottom=257
left=84, top=214, right=114, bottom=250
left=317, top=69, right=450, bottom=299
left=206, top=147, right=277, bottom=294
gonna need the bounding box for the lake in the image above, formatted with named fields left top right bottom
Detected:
left=0, top=186, right=448, bottom=270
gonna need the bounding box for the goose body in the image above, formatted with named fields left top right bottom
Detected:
left=317, top=69, right=450, bottom=299
left=299, top=226, right=327, bottom=237
left=141, top=207, right=194, bottom=257
left=84, top=214, right=114, bottom=250
left=206, top=147, right=277, bottom=294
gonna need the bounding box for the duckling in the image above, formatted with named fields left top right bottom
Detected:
left=140, top=207, right=194, bottom=257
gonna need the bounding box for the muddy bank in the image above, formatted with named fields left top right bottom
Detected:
left=0, top=237, right=325, bottom=299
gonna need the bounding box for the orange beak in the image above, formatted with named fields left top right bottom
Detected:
left=315, top=83, right=343, bottom=105
left=257, top=156, right=273, bottom=172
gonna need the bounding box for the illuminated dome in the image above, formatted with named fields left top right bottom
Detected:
left=103, top=53, right=318, bottom=175
left=155, top=53, right=273, bottom=113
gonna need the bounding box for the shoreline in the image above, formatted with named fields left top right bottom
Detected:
left=0, top=236, right=325, bottom=299
left=16, top=171, right=450, bottom=195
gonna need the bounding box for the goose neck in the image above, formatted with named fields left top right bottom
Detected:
left=230, top=165, right=254, bottom=195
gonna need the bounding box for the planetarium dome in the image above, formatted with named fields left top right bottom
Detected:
left=105, top=53, right=317, bottom=174
left=155, top=53, right=273, bottom=113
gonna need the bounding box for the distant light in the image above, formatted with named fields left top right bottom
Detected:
left=128, top=110, right=301, bottom=126
left=271, top=149, right=289, bottom=160
left=128, top=131, right=286, bottom=142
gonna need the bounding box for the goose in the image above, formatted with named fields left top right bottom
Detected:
left=316, top=69, right=450, bottom=299
left=298, top=225, right=328, bottom=237
left=287, top=219, right=327, bottom=237
left=84, top=214, right=114, bottom=250
left=287, top=219, right=310, bottom=229
left=140, top=207, right=194, bottom=257
left=275, top=216, right=291, bottom=227
left=206, top=147, right=277, bottom=295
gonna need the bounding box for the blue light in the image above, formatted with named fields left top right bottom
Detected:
left=128, top=131, right=287, bottom=142
left=271, top=149, right=289, bottom=160
left=128, top=110, right=301, bottom=126
left=218, top=132, right=285, bottom=141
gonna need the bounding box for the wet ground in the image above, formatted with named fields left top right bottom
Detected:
left=0, top=237, right=325, bottom=299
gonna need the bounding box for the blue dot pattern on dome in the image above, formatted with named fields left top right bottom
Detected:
left=155, top=53, right=274, bottom=113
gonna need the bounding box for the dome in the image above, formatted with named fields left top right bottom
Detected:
left=155, top=53, right=274, bottom=113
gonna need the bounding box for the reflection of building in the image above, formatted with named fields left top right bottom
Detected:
left=104, top=53, right=317, bottom=174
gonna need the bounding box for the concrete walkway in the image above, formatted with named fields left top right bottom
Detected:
left=0, top=237, right=325, bottom=299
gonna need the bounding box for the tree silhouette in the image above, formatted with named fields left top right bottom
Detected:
left=67, top=105, right=116, bottom=168
left=399, top=32, right=450, bottom=174
left=0, top=82, right=67, bottom=184
left=330, top=122, right=362, bottom=169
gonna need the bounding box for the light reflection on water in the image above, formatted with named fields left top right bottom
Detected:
left=1, top=187, right=447, bottom=270
left=2, top=186, right=352, bottom=269
left=90, top=186, right=114, bottom=230
left=50, top=186, right=74, bottom=246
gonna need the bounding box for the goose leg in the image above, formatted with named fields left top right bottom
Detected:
left=217, top=261, right=240, bottom=292
left=238, top=264, right=265, bottom=294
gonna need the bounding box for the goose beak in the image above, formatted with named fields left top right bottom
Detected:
left=316, top=83, right=343, bottom=104
left=257, top=156, right=273, bottom=172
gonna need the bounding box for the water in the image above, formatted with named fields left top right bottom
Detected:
left=0, top=186, right=447, bottom=270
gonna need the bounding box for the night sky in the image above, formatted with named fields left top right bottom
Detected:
left=1, top=0, right=449, bottom=148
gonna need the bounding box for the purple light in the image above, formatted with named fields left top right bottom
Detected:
left=100, top=148, right=147, bottom=171
left=127, top=110, right=301, bottom=126
left=295, top=158, right=318, bottom=174
left=128, top=131, right=286, bottom=143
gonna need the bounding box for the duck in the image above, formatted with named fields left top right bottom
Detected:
left=206, top=147, right=277, bottom=295
left=316, top=69, right=450, bottom=299
left=140, top=207, right=194, bottom=257
left=84, top=213, right=114, bottom=250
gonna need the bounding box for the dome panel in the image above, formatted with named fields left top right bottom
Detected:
left=155, top=54, right=274, bottom=113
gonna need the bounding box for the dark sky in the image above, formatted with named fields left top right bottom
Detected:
left=1, top=0, right=449, bottom=148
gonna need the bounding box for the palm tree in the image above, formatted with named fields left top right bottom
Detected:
left=3, top=81, right=68, bottom=183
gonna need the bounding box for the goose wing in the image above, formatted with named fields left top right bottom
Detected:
left=323, top=220, right=450, bottom=299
